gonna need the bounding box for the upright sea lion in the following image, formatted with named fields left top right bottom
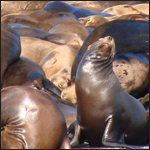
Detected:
left=1, top=86, right=71, bottom=149
left=42, top=1, right=113, bottom=19
left=71, top=36, right=149, bottom=148
left=71, top=20, right=149, bottom=83
left=1, top=23, right=21, bottom=87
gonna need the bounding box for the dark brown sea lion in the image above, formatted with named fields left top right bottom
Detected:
left=71, top=20, right=149, bottom=83
left=42, top=1, right=113, bottom=19
left=1, top=86, right=71, bottom=149
left=2, top=56, right=61, bottom=99
left=70, top=36, right=149, bottom=148
left=1, top=23, right=21, bottom=87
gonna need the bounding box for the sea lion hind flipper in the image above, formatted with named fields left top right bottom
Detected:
left=70, top=121, right=85, bottom=147
left=102, top=115, right=142, bottom=149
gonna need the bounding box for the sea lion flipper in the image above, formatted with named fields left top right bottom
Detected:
left=32, top=78, right=61, bottom=98
left=70, top=120, right=85, bottom=147
left=102, top=115, right=139, bottom=149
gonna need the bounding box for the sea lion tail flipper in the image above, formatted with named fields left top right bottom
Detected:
left=32, top=78, right=61, bottom=98
left=102, top=115, right=142, bottom=149
left=70, top=120, right=85, bottom=147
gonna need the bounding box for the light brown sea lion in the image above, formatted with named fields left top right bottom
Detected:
left=48, top=21, right=89, bottom=41
left=63, top=1, right=104, bottom=12
left=113, top=52, right=149, bottom=98
left=28, top=10, right=78, bottom=26
left=61, top=83, right=77, bottom=104
left=7, top=1, right=49, bottom=11
left=20, top=36, right=60, bottom=64
left=8, top=23, right=50, bottom=38
left=78, top=15, right=108, bottom=28
left=138, top=93, right=149, bottom=117
left=102, top=3, right=149, bottom=16
left=1, top=14, right=53, bottom=32
left=40, top=45, right=78, bottom=91
left=1, top=23, right=21, bottom=87
left=1, top=86, right=71, bottom=149
left=1, top=1, right=19, bottom=17
left=70, top=36, right=149, bottom=148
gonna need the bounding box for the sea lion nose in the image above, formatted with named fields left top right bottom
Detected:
left=108, top=36, right=113, bottom=41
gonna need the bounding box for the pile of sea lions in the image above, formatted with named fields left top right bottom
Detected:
left=1, top=1, right=149, bottom=149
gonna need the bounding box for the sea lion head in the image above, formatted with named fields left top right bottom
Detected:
left=85, top=36, right=115, bottom=61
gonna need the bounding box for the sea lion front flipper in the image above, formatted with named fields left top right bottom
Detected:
left=102, top=115, right=141, bottom=149
left=70, top=120, right=85, bottom=147
left=32, top=78, right=61, bottom=98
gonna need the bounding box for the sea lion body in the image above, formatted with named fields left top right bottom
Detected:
left=1, top=86, right=70, bottom=149
left=42, top=1, right=113, bottom=19
left=71, top=20, right=149, bottom=83
left=2, top=56, right=61, bottom=98
left=71, top=36, right=149, bottom=148
left=8, top=23, right=50, bottom=38
left=1, top=24, right=21, bottom=86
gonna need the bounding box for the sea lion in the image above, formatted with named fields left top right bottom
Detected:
left=102, top=3, right=149, bottom=16
left=20, top=36, right=61, bottom=64
left=48, top=21, right=89, bottom=41
left=1, top=1, right=19, bottom=17
left=138, top=93, right=149, bottom=117
left=6, top=1, right=49, bottom=11
left=1, top=14, right=53, bottom=32
left=29, top=10, right=78, bottom=26
left=42, top=1, right=113, bottom=19
left=63, top=1, right=104, bottom=12
left=70, top=36, right=149, bottom=148
left=113, top=52, right=149, bottom=98
left=78, top=15, right=108, bottom=28
left=1, top=23, right=21, bottom=87
left=61, top=83, right=77, bottom=104
left=1, top=86, right=71, bottom=149
left=71, top=20, right=149, bottom=83
left=2, top=56, right=62, bottom=99
left=40, top=45, right=78, bottom=91
left=8, top=23, right=50, bottom=38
